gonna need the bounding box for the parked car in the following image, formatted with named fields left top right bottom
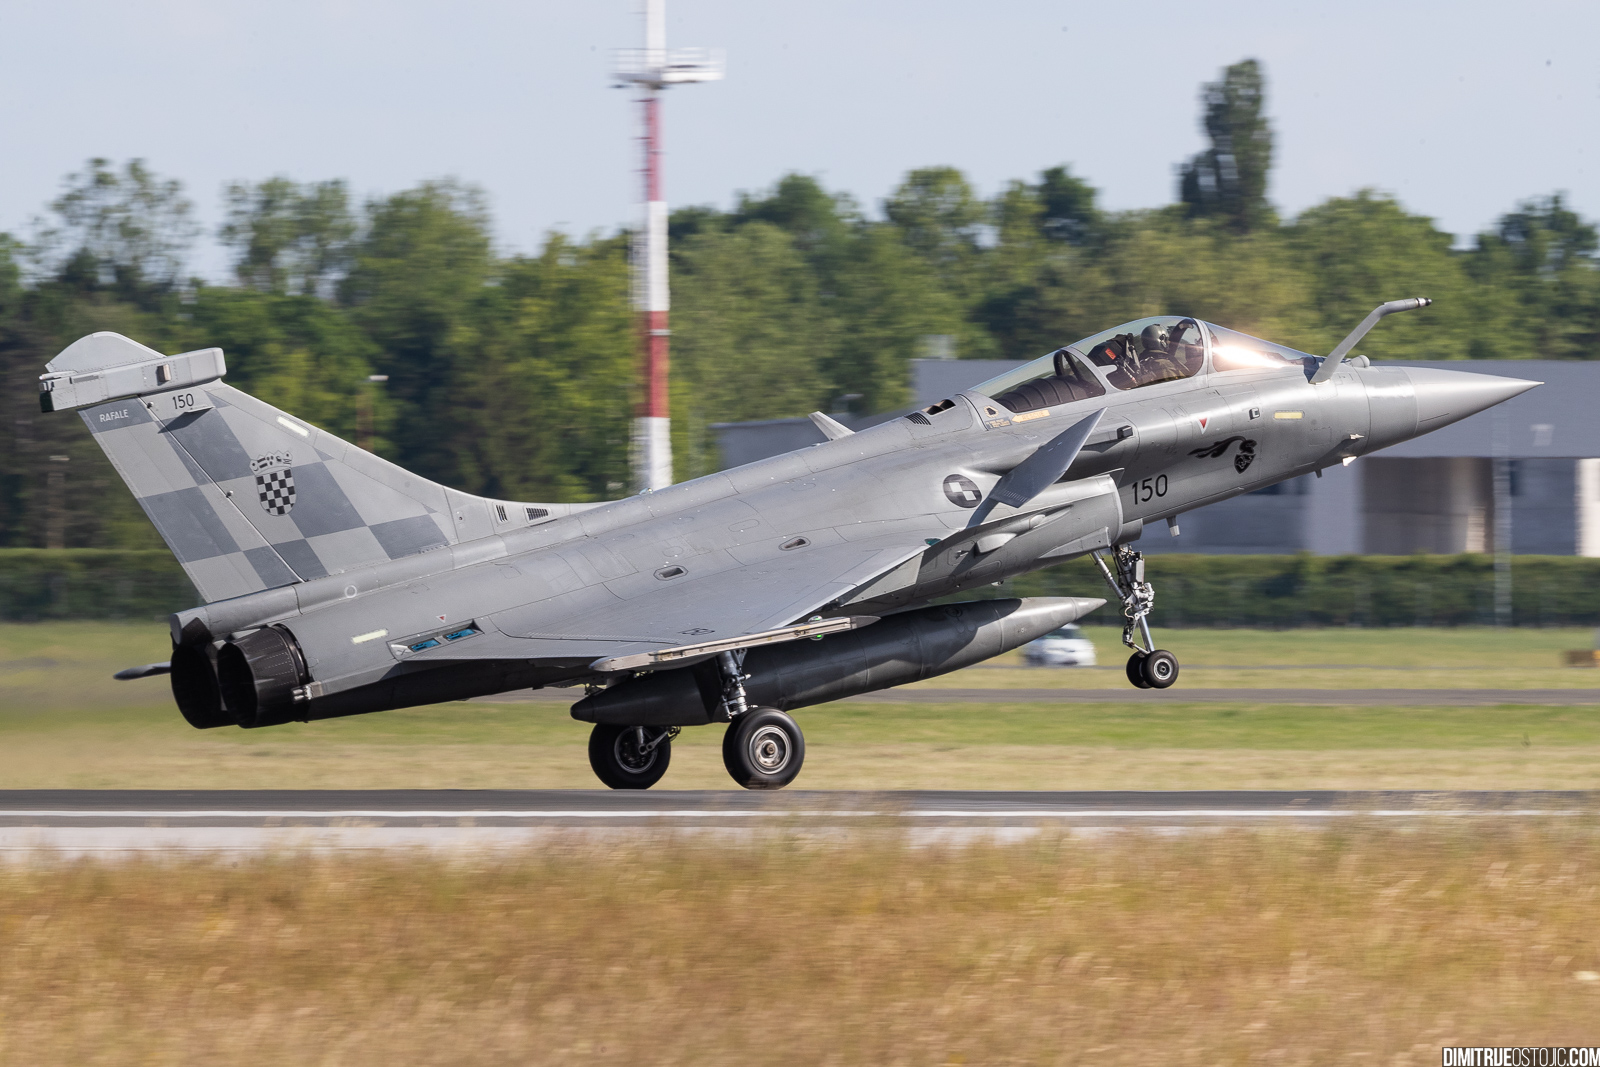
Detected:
left=1021, top=624, right=1097, bottom=667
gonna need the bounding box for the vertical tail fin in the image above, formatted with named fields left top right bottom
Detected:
left=42, top=332, right=591, bottom=604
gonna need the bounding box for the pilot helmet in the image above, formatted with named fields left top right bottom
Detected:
left=1140, top=323, right=1170, bottom=355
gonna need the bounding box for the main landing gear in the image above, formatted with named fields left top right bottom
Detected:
left=588, top=723, right=677, bottom=789
left=714, top=648, right=806, bottom=789
left=585, top=648, right=807, bottom=791
left=1092, top=544, right=1180, bottom=690
left=722, top=708, right=806, bottom=790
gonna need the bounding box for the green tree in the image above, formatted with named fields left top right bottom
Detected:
left=732, top=174, right=862, bottom=282
left=32, top=158, right=198, bottom=305
left=1179, top=59, right=1275, bottom=234
left=670, top=222, right=833, bottom=478
left=1287, top=191, right=1475, bottom=359
left=828, top=224, right=969, bottom=408
left=183, top=287, right=385, bottom=443
left=1466, top=194, right=1600, bottom=359
left=339, top=180, right=495, bottom=481
left=220, top=177, right=357, bottom=297
left=446, top=234, right=635, bottom=501
left=976, top=167, right=1104, bottom=358
left=668, top=204, right=728, bottom=247
left=1098, top=213, right=1321, bottom=349
left=0, top=235, right=20, bottom=325
left=885, top=167, right=985, bottom=296
left=1036, top=165, right=1101, bottom=246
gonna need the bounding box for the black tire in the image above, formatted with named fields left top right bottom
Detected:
left=1125, top=651, right=1152, bottom=688
left=722, top=708, right=806, bottom=790
left=1140, top=649, right=1180, bottom=689
left=588, top=723, right=672, bottom=790
left=721, top=717, right=741, bottom=774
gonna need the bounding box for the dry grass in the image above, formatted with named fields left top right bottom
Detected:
left=1, top=826, right=1598, bottom=1064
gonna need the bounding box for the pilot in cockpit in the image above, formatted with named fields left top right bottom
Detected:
left=1136, top=324, right=1185, bottom=383
left=1088, top=322, right=1203, bottom=389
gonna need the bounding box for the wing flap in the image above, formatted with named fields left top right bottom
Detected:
left=399, top=534, right=928, bottom=664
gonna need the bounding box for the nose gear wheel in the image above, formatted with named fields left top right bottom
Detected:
left=1093, top=544, right=1180, bottom=689
left=1125, top=651, right=1152, bottom=688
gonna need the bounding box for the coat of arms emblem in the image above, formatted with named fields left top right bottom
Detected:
left=251, top=450, right=295, bottom=515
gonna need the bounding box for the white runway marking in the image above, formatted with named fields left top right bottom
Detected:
left=1, top=792, right=1588, bottom=858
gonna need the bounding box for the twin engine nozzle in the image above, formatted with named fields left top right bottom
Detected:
left=171, top=625, right=311, bottom=730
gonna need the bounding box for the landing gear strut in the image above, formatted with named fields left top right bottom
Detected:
left=1092, top=544, right=1180, bottom=690
left=714, top=649, right=750, bottom=720
left=713, top=649, right=807, bottom=789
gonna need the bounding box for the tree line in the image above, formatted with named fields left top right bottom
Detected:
left=1, top=59, right=1597, bottom=550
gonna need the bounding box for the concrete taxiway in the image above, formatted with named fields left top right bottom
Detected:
left=0, top=790, right=1591, bottom=857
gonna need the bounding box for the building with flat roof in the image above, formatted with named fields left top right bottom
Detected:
left=712, top=359, right=1600, bottom=556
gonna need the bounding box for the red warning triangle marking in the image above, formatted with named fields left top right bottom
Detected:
left=1197, top=415, right=1209, bottom=431
left=437, top=615, right=447, bottom=623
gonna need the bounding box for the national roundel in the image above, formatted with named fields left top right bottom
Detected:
left=942, top=474, right=983, bottom=509
left=252, top=451, right=296, bottom=516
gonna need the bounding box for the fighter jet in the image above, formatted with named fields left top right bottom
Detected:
left=41, top=298, right=1536, bottom=789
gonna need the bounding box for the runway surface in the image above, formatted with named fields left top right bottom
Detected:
left=1, top=790, right=1592, bottom=856
left=481, top=687, right=1600, bottom=706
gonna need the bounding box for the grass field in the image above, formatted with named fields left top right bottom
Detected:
left=5, top=626, right=1599, bottom=1063
left=2, top=827, right=1597, bottom=1064
left=3, top=622, right=1600, bottom=790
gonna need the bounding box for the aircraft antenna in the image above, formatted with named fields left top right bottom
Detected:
left=613, top=0, right=723, bottom=492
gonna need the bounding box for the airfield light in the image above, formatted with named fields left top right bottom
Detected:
left=613, top=0, right=724, bottom=493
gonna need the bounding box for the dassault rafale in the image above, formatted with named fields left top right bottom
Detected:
left=42, top=298, right=1537, bottom=789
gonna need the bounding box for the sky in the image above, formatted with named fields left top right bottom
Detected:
left=1, top=0, right=1596, bottom=280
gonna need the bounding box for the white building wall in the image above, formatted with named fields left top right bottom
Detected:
left=1578, top=459, right=1600, bottom=557
left=1303, top=460, right=1363, bottom=555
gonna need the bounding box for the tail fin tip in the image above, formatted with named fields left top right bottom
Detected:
left=41, top=333, right=225, bottom=414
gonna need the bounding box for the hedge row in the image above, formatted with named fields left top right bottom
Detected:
left=0, top=550, right=196, bottom=621
left=3, top=549, right=1600, bottom=628
left=1008, top=554, right=1600, bottom=628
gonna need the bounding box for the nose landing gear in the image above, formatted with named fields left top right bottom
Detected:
left=1093, top=545, right=1180, bottom=690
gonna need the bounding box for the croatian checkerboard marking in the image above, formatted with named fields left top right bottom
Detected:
left=256, top=468, right=295, bottom=515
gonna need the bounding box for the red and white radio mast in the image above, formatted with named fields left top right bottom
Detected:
left=614, top=1, right=722, bottom=492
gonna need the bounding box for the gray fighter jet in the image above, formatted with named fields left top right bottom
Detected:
left=42, top=298, right=1536, bottom=789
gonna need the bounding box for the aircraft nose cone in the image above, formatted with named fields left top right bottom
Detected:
left=1405, top=367, right=1541, bottom=430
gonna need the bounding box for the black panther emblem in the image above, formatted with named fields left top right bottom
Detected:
left=1189, top=436, right=1256, bottom=473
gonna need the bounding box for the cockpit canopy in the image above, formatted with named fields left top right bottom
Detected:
left=974, top=316, right=1315, bottom=414
left=1206, top=323, right=1314, bottom=372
